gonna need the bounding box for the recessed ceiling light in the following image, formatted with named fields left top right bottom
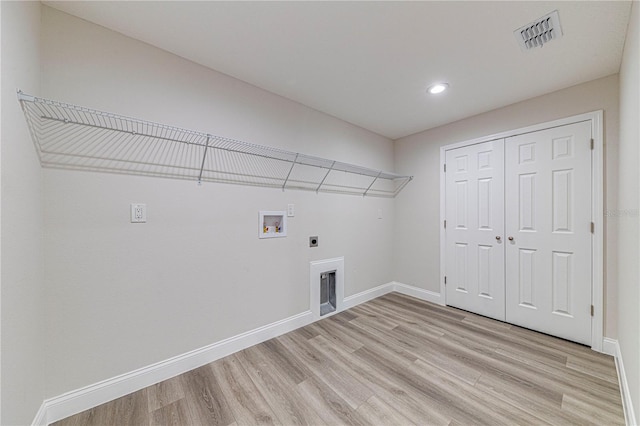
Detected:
left=427, top=83, right=449, bottom=95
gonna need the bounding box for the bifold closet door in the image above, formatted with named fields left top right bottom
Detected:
left=445, top=140, right=505, bottom=321
left=504, top=121, right=592, bottom=345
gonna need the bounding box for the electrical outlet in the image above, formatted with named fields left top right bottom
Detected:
left=287, top=204, right=295, bottom=217
left=130, top=203, right=147, bottom=223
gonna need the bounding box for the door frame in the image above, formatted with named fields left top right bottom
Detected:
left=439, top=111, right=604, bottom=352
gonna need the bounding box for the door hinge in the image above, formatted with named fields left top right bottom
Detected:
left=590, top=138, right=594, bottom=150
left=591, top=305, right=594, bottom=316
left=591, top=222, right=595, bottom=233
left=444, top=164, right=447, bottom=173
left=444, top=220, right=447, bottom=229
left=444, top=276, right=447, bottom=285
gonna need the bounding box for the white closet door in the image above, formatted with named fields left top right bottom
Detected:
left=505, top=121, right=592, bottom=345
left=445, top=140, right=505, bottom=321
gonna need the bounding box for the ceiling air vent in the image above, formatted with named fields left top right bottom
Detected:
left=514, top=10, right=563, bottom=51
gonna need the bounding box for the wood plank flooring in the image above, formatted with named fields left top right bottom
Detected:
left=53, top=293, right=625, bottom=425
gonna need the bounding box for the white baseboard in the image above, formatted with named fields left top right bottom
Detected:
left=393, top=281, right=444, bottom=305
left=38, top=310, right=313, bottom=425
left=32, top=402, right=47, bottom=426
left=604, top=338, right=637, bottom=426
left=34, top=281, right=444, bottom=425
left=342, top=282, right=394, bottom=309
left=607, top=338, right=637, bottom=426
left=602, top=337, right=618, bottom=357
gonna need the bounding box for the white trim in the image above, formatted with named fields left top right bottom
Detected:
left=31, top=403, right=47, bottom=426
left=29, top=281, right=622, bottom=425
left=439, top=111, right=600, bottom=152
left=590, top=111, right=605, bottom=352
left=439, top=147, right=447, bottom=304
left=602, top=337, right=618, bottom=357
left=439, top=111, right=605, bottom=352
left=310, top=257, right=344, bottom=320
left=35, top=280, right=402, bottom=425
left=607, top=338, right=637, bottom=426
left=39, top=310, right=313, bottom=425
left=393, top=282, right=443, bottom=305
left=342, top=282, right=394, bottom=309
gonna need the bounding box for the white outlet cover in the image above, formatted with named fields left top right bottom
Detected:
left=130, top=203, right=147, bottom=223
left=287, top=204, right=295, bottom=217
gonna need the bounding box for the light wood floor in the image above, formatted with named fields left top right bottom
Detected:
left=54, top=293, right=625, bottom=425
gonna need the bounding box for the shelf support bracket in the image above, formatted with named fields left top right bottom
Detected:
left=197, top=135, right=212, bottom=184
left=316, top=161, right=336, bottom=193
left=393, top=176, right=413, bottom=196
left=362, top=171, right=382, bottom=197
left=16, top=90, right=36, bottom=102
left=282, top=153, right=299, bottom=191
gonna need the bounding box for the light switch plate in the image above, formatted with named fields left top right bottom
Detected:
left=287, top=204, right=295, bottom=217
left=130, top=203, right=146, bottom=223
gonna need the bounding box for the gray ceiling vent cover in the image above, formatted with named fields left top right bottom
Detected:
left=514, top=10, right=563, bottom=51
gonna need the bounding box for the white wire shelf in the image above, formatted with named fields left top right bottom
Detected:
left=18, top=92, right=412, bottom=197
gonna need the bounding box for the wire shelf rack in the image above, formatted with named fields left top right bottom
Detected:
left=18, top=92, right=412, bottom=197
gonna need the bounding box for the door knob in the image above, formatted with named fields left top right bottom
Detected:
left=508, top=236, right=514, bottom=241
left=496, top=236, right=501, bottom=241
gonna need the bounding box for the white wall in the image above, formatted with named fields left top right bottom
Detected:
left=0, top=2, right=45, bottom=425
left=41, top=6, right=395, bottom=398
left=394, top=75, right=620, bottom=338
left=618, top=1, right=640, bottom=418
left=7, top=3, right=633, bottom=420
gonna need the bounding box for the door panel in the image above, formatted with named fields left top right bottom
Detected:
left=505, top=121, right=592, bottom=345
left=445, top=140, right=505, bottom=321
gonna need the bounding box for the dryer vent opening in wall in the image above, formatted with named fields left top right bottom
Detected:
left=320, top=271, right=337, bottom=316
left=514, top=10, right=563, bottom=51
left=310, top=257, right=344, bottom=320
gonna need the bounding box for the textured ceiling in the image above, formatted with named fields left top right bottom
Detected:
left=44, top=1, right=632, bottom=139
